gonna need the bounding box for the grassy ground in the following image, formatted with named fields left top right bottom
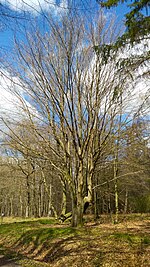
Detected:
left=0, top=214, right=150, bottom=267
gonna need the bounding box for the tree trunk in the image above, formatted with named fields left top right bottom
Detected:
left=10, top=196, right=13, bottom=217
left=71, top=197, right=78, bottom=227
left=124, top=188, right=128, bottom=213
left=77, top=162, right=84, bottom=226
left=71, top=161, right=84, bottom=227
left=41, top=170, right=58, bottom=219
left=61, top=180, right=67, bottom=216
left=94, top=188, right=99, bottom=220
left=114, top=179, right=119, bottom=223
left=114, top=159, right=119, bottom=223
left=107, top=181, right=113, bottom=222
left=33, top=172, right=38, bottom=217
left=25, top=175, right=30, bottom=218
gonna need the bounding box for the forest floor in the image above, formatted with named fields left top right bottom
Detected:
left=0, top=214, right=150, bottom=267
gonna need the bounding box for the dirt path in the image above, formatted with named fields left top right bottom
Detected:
left=0, top=255, right=22, bottom=266
left=0, top=254, right=22, bottom=267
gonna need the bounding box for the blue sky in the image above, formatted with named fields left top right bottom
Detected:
left=0, top=0, right=131, bottom=50
left=0, top=0, right=149, bottom=139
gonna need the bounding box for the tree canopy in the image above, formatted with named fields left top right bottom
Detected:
left=98, top=0, right=150, bottom=45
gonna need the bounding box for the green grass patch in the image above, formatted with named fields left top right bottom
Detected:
left=111, top=232, right=135, bottom=243
left=36, top=218, right=58, bottom=225
left=141, top=236, right=150, bottom=245
left=0, top=218, right=81, bottom=248
left=110, top=232, right=150, bottom=246
left=17, top=227, right=79, bottom=247
left=0, top=223, right=27, bottom=241
left=0, top=216, right=58, bottom=225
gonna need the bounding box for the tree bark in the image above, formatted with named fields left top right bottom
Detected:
left=61, top=180, right=67, bottom=216
left=124, top=188, right=128, bottom=214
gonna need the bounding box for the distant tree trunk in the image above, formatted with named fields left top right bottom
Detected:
left=32, top=171, right=38, bottom=217
left=94, top=188, right=99, bottom=220
left=20, top=194, right=23, bottom=217
left=114, top=109, right=122, bottom=224
left=114, top=176, right=119, bottom=223
left=124, top=188, right=128, bottom=213
left=10, top=195, right=13, bottom=217
left=38, top=181, right=42, bottom=217
left=107, top=181, right=113, bottom=222
left=61, top=179, right=67, bottom=216
left=114, top=155, right=119, bottom=224
left=25, top=175, right=30, bottom=217
left=41, top=170, right=58, bottom=219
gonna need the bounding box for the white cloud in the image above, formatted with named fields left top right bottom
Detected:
left=0, top=0, right=68, bottom=14
left=112, top=37, right=150, bottom=116
left=0, top=70, right=42, bottom=151
left=0, top=70, right=38, bottom=121
left=0, top=71, right=21, bottom=119
left=123, top=77, right=150, bottom=116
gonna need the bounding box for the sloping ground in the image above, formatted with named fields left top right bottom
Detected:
left=0, top=215, right=150, bottom=267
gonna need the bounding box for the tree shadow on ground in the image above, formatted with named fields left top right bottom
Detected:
left=2, top=219, right=150, bottom=266
left=12, top=227, right=100, bottom=264
left=13, top=227, right=82, bottom=258
left=42, top=236, right=89, bottom=262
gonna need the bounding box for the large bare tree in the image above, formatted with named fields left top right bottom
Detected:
left=1, top=10, right=144, bottom=226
